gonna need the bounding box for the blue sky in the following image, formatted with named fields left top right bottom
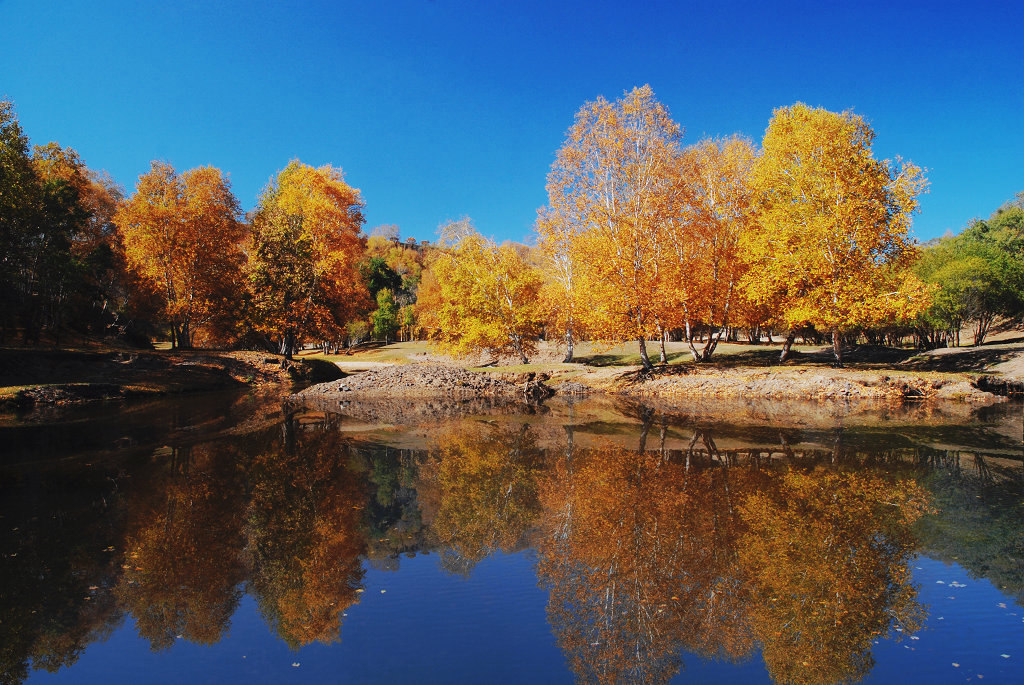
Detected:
left=2, top=0, right=1021, bottom=243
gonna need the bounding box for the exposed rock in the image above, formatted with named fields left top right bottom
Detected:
left=293, top=364, right=550, bottom=401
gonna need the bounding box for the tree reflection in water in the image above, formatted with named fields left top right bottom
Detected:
left=244, top=414, right=366, bottom=648
left=5, top=400, right=1022, bottom=685
left=116, top=443, right=247, bottom=649
left=533, top=431, right=930, bottom=685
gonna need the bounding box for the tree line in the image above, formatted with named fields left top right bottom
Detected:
left=1, top=99, right=429, bottom=356
left=419, top=87, right=1024, bottom=368
left=3, top=92, right=1022, bottom=363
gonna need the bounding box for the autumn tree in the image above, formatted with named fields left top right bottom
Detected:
left=545, top=85, right=683, bottom=371
left=663, top=136, right=759, bottom=361
left=247, top=161, right=369, bottom=357
left=743, top=103, right=928, bottom=365
left=114, top=162, right=245, bottom=349
left=738, top=469, right=930, bottom=684
left=536, top=207, right=587, bottom=362
left=417, top=219, right=542, bottom=363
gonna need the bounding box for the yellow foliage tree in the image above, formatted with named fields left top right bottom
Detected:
left=535, top=207, right=587, bottom=362
left=417, top=219, right=542, bottom=364
left=545, top=85, right=683, bottom=371
left=663, top=136, right=759, bottom=361
left=247, top=160, right=369, bottom=357
left=114, top=162, right=244, bottom=349
left=743, top=104, right=928, bottom=365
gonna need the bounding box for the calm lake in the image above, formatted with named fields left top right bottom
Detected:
left=2, top=391, right=1023, bottom=684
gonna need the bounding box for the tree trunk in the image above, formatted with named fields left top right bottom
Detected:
left=280, top=331, right=296, bottom=360
left=179, top=321, right=192, bottom=350
left=638, top=337, right=654, bottom=371
left=779, top=330, right=796, bottom=362
left=658, top=325, right=667, bottom=364
left=563, top=326, right=574, bottom=363
left=832, top=328, right=844, bottom=367
left=685, top=320, right=702, bottom=362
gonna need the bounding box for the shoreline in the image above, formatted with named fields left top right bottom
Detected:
left=0, top=348, right=340, bottom=413
left=294, top=360, right=1005, bottom=405
left=4, top=342, right=1022, bottom=413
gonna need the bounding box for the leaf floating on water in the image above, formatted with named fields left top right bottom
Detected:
left=936, top=580, right=946, bottom=584
left=910, top=636, right=920, bottom=640
left=1001, top=655, right=1010, bottom=659
left=952, top=663, right=960, bottom=668
left=380, top=589, right=386, bottom=593
left=292, top=663, right=300, bottom=668
left=998, top=603, right=1007, bottom=609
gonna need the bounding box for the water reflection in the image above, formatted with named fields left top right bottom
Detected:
left=1, top=397, right=1022, bottom=684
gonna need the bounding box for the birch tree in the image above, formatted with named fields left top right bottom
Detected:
left=545, top=85, right=682, bottom=371
left=417, top=219, right=542, bottom=363
left=743, top=104, right=927, bottom=365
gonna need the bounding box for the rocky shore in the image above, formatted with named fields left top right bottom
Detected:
left=293, top=363, right=556, bottom=402
left=291, top=361, right=1004, bottom=405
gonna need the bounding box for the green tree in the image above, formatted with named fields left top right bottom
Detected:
left=0, top=100, right=39, bottom=338
left=360, top=256, right=403, bottom=299
left=916, top=210, right=1024, bottom=346
left=370, top=288, right=399, bottom=343
left=0, top=101, right=93, bottom=343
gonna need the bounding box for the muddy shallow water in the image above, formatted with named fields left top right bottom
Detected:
left=3, top=393, right=1023, bottom=684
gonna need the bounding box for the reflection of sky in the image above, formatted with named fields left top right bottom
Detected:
left=24, top=553, right=1024, bottom=684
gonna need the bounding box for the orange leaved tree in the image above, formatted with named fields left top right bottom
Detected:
left=114, top=162, right=244, bottom=349
left=535, top=207, right=587, bottom=362
left=246, top=161, right=369, bottom=358
left=663, top=136, right=759, bottom=361
left=545, top=85, right=683, bottom=371
left=743, top=104, right=928, bottom=365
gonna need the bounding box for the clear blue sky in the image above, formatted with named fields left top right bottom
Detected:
left=2, top=0, right=1021, bottom=243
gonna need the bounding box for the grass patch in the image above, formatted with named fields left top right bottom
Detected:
left=300, top=341, right=433, bottom=364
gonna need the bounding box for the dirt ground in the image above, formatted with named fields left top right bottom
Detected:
left=0, top=348, right=309, bottom=411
